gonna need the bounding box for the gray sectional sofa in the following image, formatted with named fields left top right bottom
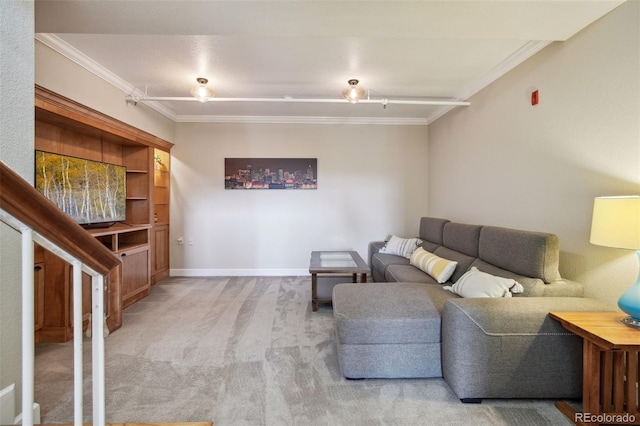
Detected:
left=332, top=217, right=615, bottom=402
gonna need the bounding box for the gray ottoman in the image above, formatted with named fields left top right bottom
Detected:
left=332, top=282, right=442, bottom=378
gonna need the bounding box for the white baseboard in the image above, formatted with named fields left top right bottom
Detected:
left=170, top=268, right=310, bottom=277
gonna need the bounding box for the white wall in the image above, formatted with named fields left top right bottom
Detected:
left=35, top=41, right=175, bottom=143
left=428, top=1, right=640, bottom=308
left=171, top=123, right=429, bottom=275
left=0, top=0, right=34, bottom=414
left=33, top=36, right=431, bottom=276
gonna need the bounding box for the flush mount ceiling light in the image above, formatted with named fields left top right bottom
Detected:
left=190, top=77, right=214, bottom=102
left=342, top=79, right=365, bottom=104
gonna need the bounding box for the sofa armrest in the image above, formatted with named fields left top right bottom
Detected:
left=443, top=297, right=614, bottom=334
left=541, top=278, right=584, bottom=297
left=368, top=241, right=386, bottom=266
left=442, top=297, right=616, bottom=400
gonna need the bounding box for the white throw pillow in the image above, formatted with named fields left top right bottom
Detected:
left=443, top=267, right=524, bottom=298
left=379, top=235, right=422, bottom=259
left=410, top=247, right=457, bottom=284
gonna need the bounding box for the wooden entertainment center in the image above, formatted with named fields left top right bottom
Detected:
left=34, top=86, right=174, bottom=342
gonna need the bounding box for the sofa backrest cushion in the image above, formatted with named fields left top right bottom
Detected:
left=433, top=246, right=476, bottom=283
left=419, top=217, right=449, bottom=245
left=421, top=241, right=440, bottom=252
left=442, top=222, right=482, bottom=257
left=478, top=226, right=560, bottom=283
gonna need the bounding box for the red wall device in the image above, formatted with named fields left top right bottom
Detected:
left=531, top=90, right=539, bottom=106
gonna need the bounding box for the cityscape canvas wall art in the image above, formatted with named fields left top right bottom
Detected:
left=225, top=158, right=317, bottom=190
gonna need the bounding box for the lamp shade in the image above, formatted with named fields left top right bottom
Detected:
left=190, top=77, right=214, bottom=102
left=342, top=79, right=365, bottom=104
left=590, top=196, right=640, bottom=250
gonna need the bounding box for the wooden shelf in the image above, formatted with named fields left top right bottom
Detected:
left=34, top=86, right=173, bottom=340
left=152, top=149, right=170, bottom=284
left=87, top=224, right=151, bottom=309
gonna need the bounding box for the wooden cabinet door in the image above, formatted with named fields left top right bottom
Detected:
left=36, top=248, right=71, bottom=343
left=34, top=244, right=122, bottom=342
left=120, top=246, right=150, bottom=308
left=151, top=224, right=169, bottom=283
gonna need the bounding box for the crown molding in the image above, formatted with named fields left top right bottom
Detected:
left=135, top=100, right=177, bottom=121
left=37, top=33, right=549, bottom=127
left=425, top=40, right=552, bottom=124
left=35, top=34, right=178, bottom=121
left=36, top=33, right=425, bottom=126
left=175, top=115, right=428, bottom=125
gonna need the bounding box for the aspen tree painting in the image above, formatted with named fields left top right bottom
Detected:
left=35, top=151, right=127, bottom=225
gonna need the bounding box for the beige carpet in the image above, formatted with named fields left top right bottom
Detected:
left=35, top=276, right=574, bottom=425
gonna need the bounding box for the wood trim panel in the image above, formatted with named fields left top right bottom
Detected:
left=35, top=85, right=174, bottom=152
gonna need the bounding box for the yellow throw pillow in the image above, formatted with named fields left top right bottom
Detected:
left=410, top=247, right=457, bottom=283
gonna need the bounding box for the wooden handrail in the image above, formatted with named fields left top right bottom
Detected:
left=0, top=161, right=120, bottom=275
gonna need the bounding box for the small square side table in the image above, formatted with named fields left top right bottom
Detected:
left=309, top=251, right=369, bottom=312
left=549, top=311, right=640, bottom=425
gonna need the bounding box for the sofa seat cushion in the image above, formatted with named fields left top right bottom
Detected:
left=333, top=282, right=445, bottom=379
left=371, top=252, right=409, bottom=271
left=442, top=297, right=616, bottom=399
left=333, top=282, right=441, bottom=345
left=420, top=284, right=461, bottom=313
left=385, top=264, right=437, bottom=283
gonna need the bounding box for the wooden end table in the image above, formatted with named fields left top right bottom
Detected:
left=309, top=251, right=369, bottom=312
left=549, top=311, right=640, bottom=425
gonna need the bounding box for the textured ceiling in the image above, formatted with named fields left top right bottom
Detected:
left=35, top=0, right=625, bottom=124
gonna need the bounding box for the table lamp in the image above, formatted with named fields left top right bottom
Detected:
left=590, top=195, right=640, bottom=328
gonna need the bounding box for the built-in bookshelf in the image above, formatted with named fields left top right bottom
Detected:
left=152, top=148, right=171, bottom=283
left=89, top=223, right=152, bottom=308
left=33, top=85, right=173, bottom=341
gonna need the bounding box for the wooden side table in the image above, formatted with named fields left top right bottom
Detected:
left=550, top=311, right=640, bottom=425
left=309, top=251, right=369, bottom=312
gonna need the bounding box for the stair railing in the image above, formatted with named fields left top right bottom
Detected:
left=0, top=161, right=121, bottom=426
